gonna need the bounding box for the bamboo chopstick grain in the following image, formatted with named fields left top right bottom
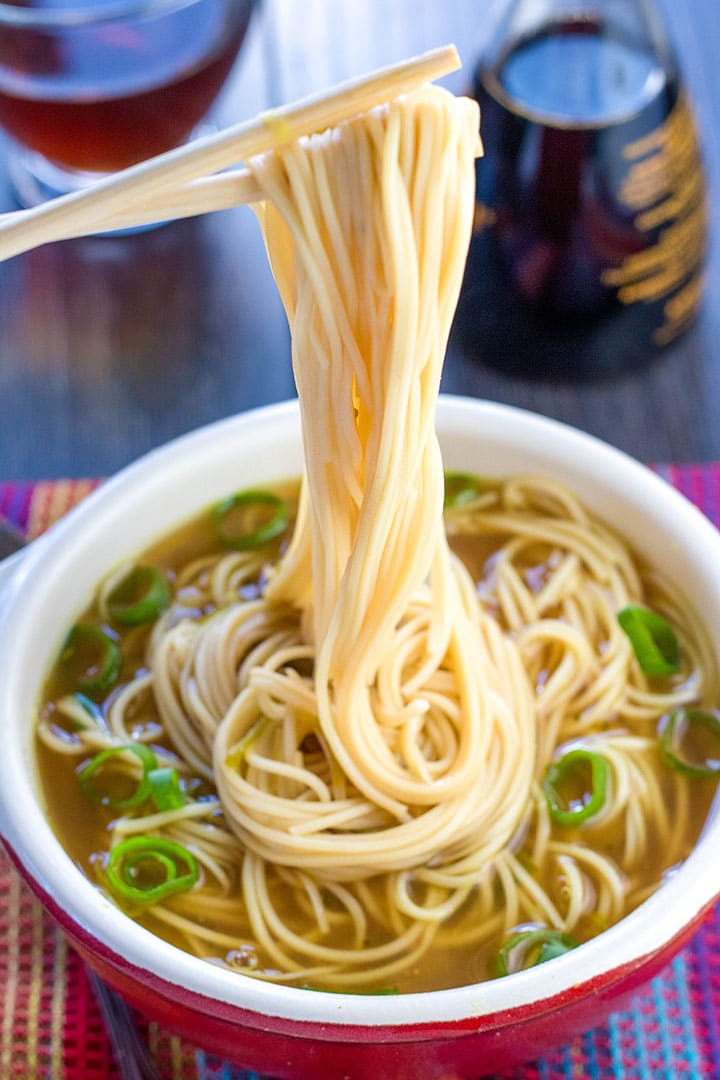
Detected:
left=0, top=45, right=459, bottom=260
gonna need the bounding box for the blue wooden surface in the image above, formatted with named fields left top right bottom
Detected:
left=0, top=0, right=718, bottom=477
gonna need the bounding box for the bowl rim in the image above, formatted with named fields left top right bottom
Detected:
left=1, top=394, right=720, bottom=1030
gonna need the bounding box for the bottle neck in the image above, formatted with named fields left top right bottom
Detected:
left=483, top=0, right=676, bottom=80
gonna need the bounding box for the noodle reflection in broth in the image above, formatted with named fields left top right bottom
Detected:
left=36, top=84, right=720, bottom=992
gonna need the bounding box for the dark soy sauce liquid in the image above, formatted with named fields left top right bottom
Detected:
left=0, top=0, right=254, bottom=172
left=454, top=18, right=707, bottom=380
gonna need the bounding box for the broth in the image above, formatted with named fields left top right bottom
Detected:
left=35, top=477, right=719, bottom=993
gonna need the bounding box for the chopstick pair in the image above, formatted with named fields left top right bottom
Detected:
left=0, top=46, right=459, bottom=262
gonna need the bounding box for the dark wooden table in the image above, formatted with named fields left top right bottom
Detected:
left=1, top=0, right=719, bottom=480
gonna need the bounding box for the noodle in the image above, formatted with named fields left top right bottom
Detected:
left=35, top=84, right=720, bottom=993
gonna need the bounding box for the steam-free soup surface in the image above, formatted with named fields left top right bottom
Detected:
left=36, top=476, right=720, bottom=993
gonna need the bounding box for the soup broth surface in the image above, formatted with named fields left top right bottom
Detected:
left=36, top=476, right=719, bottom=993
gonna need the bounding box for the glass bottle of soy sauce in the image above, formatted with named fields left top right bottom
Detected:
left=453, top=0, right=707, bottom=380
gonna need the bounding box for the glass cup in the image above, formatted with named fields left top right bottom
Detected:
left=0, top=0, right=257, bottom=207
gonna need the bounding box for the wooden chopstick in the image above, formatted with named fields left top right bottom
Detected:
left=0, top=170, right=264, bottom=242
left=0, top=45, right=459, bottom=261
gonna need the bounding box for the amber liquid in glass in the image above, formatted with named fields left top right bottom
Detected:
left=0, top=0, right=253, bottom=172
left=454, top=18, right=706, bottom=379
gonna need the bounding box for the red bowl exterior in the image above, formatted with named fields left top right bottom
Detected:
left=6, top=837, right=716, bottom=1080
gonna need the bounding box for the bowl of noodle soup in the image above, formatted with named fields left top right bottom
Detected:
left=1, top=395, right=720, bottom=1078
left=2, top=79, right=720, bottom=1078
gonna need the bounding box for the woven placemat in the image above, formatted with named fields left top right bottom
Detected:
left=2, top=470, right=720, bottom=1079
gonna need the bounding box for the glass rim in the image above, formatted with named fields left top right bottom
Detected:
left=0, top=0, right=207, bottom=27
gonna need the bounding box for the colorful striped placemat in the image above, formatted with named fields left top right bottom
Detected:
left=2, top=469, right=720, bottom=1080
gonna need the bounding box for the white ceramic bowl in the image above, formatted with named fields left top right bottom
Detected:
left=1, top=396, right=719, bottom=1079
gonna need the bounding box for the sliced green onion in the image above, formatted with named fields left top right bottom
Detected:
left=149, top=766, right=186, bottom=810
left=660, top=709, right=720, bottom=777
left=617, top=605, right=680, bottom=677
left=106, top=565, right=170, bottom=626
left=225, top=716, right=272, bottom=769
left=443, top=471, right=484, bottom=509
left=78, top=743, right=158, bottom=809
left=106, top=835, right=198, bottom=905
left=61, top=624, right=121, bottom=692
left=497, top=928, right=578, bottom=976
left=73, top=692, right=105, bottom=723
left=56, top=692, right=105, bottom=731
left=542, top=748, right=609, bottom=827
left=212, top=490, right=288, bottom=550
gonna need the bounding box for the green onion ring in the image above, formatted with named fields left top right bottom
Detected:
left=542, top=748, right=609, bottom=827
left=106, top=565, right=170, bottom=626
left=660, top=709, right=720, bottom=777
left=212, top=490, right=288, bottom=550
left=56, top=692, right=105, bottom=731
left=122, top=849, right=178, bottom=882
left=106, top=835, right=198, bottom=905
left=617, top=605, right=680, bottom=677
left=497, top=928, right=578, bottom=976
left=149, top=766, right=186, bottom=810
left=443, top=470, right=484, bottom=508
left=60, top=624, right=121, bottom=693
left=78, top=744, right=158, bottom=809
left=72, top=692, right=105, bottom=725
